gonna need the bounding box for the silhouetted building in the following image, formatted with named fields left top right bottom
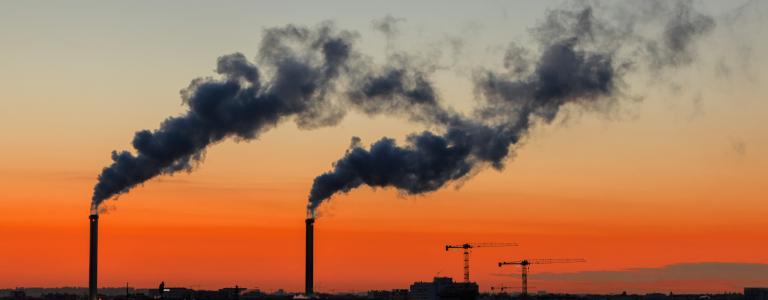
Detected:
left=240, top=290, right=268, bottom=300
left=745, top=288, right=768, bottom=300
left=218, top=287, right=243, bottom=300
left=11, top=291, right=26, bottom=300
left=368, top=290, right=408, bottom=300
left=410, top=277, right=478, bottom=300
left=41, top=293, right=78, bottom=300
left=149, top=288, right=192, bottom=300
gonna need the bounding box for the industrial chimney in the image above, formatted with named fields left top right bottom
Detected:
left=305, top=217, right=314, bottom=296
left=89, top=214, right=98, bottom=300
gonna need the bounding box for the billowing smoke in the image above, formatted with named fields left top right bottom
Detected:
left=307, top=38, right=619, bottom=212
left=91, top=1, right=716, bottom=216
left=91, top=24, right=445, bottom=212
left=307, top=1, right=716, bottom=214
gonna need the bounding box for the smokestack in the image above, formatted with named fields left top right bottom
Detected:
left=305, top=217, right=314, bottom=296
left=89, top=214, right=98, bottom=300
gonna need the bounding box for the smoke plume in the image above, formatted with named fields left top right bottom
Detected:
left=90, top=1, right=717, bottom=216
left=307, top=1, right=716, bottom=214
left=91, top=23, right=445, bottom=212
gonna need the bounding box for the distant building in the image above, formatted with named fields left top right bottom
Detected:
left=745, top=288, right=768, bottom=300
left=409, top=277, right=478, bottom=300
left=148, top=288, right=193, bottom=300
left=11, top=290, right=26, bottom=300
left=390, top=289, right=408, bottom=300
left=240, top=290, right=267, bottom=300
left=367, top=289, right=408, bottom=300
left=218, top=287, right=243, bottom=300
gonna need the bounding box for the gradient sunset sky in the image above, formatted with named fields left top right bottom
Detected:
left=1, top=0, right=767, bottom=294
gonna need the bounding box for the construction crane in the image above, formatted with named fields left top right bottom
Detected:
left=445, top=242, right=518, bottom=282
left=498, top=258, right=586, bottom=296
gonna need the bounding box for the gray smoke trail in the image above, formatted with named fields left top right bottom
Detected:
left=307, top=1, right=716, bottom=214
left=91, top=23, right=446, bottom=212
left=307, top=38, right=619, bottom=212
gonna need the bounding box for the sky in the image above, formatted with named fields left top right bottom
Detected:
left=1, top=0, right=767, bottom=294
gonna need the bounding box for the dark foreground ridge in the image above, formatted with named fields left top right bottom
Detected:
left=2, top=284, right=764, bottom=300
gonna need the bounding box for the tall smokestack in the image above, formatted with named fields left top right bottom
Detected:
left=305, top=217, right=314, bottom=296
left=89, top=214, right=98, bottom=300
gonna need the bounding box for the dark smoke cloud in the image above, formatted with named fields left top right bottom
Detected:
left=307, top=38, right=619, bottom=212
left=644, top=1, right=716, bottom=69
left=91, top=23, right=445, bottom=212
left=216, top=53, right=260, bottom=85
left=307, top=1, right=716, bottom=214
left=91, top=1, right=718, bottom=216
left=502, top=42, right=532, bottom=76
left=477, top=38, right=621, bottom=123
left=308, top=133, right=474, bottom=207
left=346, top=55, right=450, bottom=125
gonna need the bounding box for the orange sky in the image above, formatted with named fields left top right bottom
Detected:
left=2, top=107, right=767, bottom=292
left=1, top=0, right=768, bottom=294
